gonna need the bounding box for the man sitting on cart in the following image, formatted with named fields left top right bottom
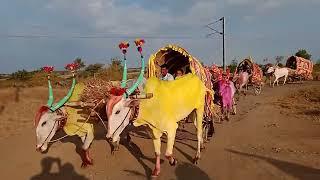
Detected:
left=160, top=64, right=174, bottom=81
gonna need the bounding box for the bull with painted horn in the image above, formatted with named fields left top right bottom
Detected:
left=106, top=39, right=208, bottom=178
left=34, top=63, right=103, bottom=167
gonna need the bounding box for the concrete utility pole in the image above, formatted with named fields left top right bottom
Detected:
left=222, top=17, right=226, bottom=71
left=206, top=17, right=226, bottom=71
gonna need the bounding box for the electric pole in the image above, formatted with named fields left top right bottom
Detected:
left=206, top=17, right=226, bottom=71
left=222, top=17, right=226, bottom=71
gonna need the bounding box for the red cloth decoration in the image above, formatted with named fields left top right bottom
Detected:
left=65, top=63, right=79, bottom=71
left=134, top=39, right=145, bottom=47
left=118, top=42, right=130, bottom=55
left=43, top=66, right=54, bottom=74
left=118, top=42, right=130, bottom=49
left=34, top=106, right=50, bottom=126
left=134, top=39, right=145, bottom=54
left=109, top=87, right=127, bottom=96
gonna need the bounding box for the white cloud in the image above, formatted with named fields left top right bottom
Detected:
left=243, top=15, right=254, bottom=23
left=44, top=0, right=216, bottom=35
left=227, top=0, right=320, bottom=10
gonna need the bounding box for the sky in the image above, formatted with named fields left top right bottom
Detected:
left=0, top=0, right=319, bottom=73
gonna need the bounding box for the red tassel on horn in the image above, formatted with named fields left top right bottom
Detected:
left=110, top=87, right=127, bottom=96
left=65, top=63, right=80, bottom=71
left=42, top=66, right=54, bottom=74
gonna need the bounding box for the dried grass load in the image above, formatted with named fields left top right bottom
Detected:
left=80, top=78, right=113, bottom=104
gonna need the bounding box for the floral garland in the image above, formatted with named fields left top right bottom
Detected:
left=65, top=63, right=80, bottom=76
left=134, top=38, right=145, bottom=54
left=118, top=41, right=130, bottom=55
left=42, top=66, right=54, bottom=74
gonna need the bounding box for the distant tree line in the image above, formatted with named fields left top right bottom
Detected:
left=9, top=57, right=124, bottom=82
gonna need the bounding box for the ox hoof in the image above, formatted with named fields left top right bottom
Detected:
left=193, top=157, right=200, bottom=164
left=81, top=163, right=88, bottom=168
left=169, top=158, right=178, bottom=166
left=151, top=171, right=160, bottom=179
left=111, top=149, right=119, bottom=155
left=81, top=160, right=93, bottom=168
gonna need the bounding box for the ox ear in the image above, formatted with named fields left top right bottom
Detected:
left=124, top=99, right=139, bottom=108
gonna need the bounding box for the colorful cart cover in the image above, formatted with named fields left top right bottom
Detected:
left=148, top=44, right=215, bottom=119
left=234, top=57, right=263, bottom=85
left=286, top=56, right=313, bottom=80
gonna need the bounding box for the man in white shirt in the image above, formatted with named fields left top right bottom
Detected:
left=160, top=64, right=174, bottom=81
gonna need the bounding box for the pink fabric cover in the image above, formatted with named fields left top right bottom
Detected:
left=218, top=79, right=235, bottom=110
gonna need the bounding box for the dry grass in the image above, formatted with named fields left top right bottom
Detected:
left=277, top=87, right=320, bottom=118
left=80, top=78, right=113, bottom=104
left=313, top=64, right=320, bottom=80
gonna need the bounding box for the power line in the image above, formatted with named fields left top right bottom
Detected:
left=206, top=19, right=221, bottom=26
left=0, top=34, right=209, bottom=40
left=205, top=25, right=223, bottom=36
left=205, top=17, right=226, bottom=70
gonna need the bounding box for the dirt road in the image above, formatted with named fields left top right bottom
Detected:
left=0, top=82, right=319, bottom=180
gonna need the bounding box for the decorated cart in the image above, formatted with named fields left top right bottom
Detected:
left=147, top=44, right=216, bottom=140
left=286, top=56, right=313, bottom=81
left=234, top=57, right=263, bottom=95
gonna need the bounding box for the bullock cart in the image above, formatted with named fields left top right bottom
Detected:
left=147, top=44, right=216, bottom=141
left=286, top=56, right=314, bottom=82
left=234, top=57, right=263, bottom=95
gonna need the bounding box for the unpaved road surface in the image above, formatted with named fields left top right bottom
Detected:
left=0, top=81, right=319, bottom=180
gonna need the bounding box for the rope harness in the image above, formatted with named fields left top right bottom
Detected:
left=111, top=107, right=132, bottom=137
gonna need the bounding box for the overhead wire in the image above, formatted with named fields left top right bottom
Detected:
left=0, top=34, right=210, bottom=40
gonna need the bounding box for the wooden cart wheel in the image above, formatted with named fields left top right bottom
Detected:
left=254, top=85, right=262, bottom=95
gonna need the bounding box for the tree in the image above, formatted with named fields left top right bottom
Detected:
left=263, top=58, right=269, bottom=63
left=11, top=69, right=32, bottom=81
left=295, top=49, right=312, bottom=60
left=316, top=59, right=320, bottom=65
left=97, top=57, right=124, bottom=80
left=110, top=57, right=122, bottom=70
left=275, top=56, right=285, bottom=64
left=84, top=63, right=104, bottom=76
left=73, top=58, right=86, bottom=69
left=228, top=57, right=238, bottom=73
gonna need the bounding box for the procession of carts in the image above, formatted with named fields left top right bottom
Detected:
left=52, top=47, right=313, bottom=144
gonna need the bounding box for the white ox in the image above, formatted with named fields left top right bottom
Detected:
left=267, top=66, right=289, bottom=87
left=35, top=81, right=96, bottom=167
left=106, top=57, right=207, bottom=178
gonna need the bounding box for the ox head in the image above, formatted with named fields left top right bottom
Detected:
left=267, top=66, right=275, bottom=74
left=106, top=40, right=148, bottom=147
left=35, top=65, right=76, bottom=152
left=35, top=106, right=64, bottom=152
